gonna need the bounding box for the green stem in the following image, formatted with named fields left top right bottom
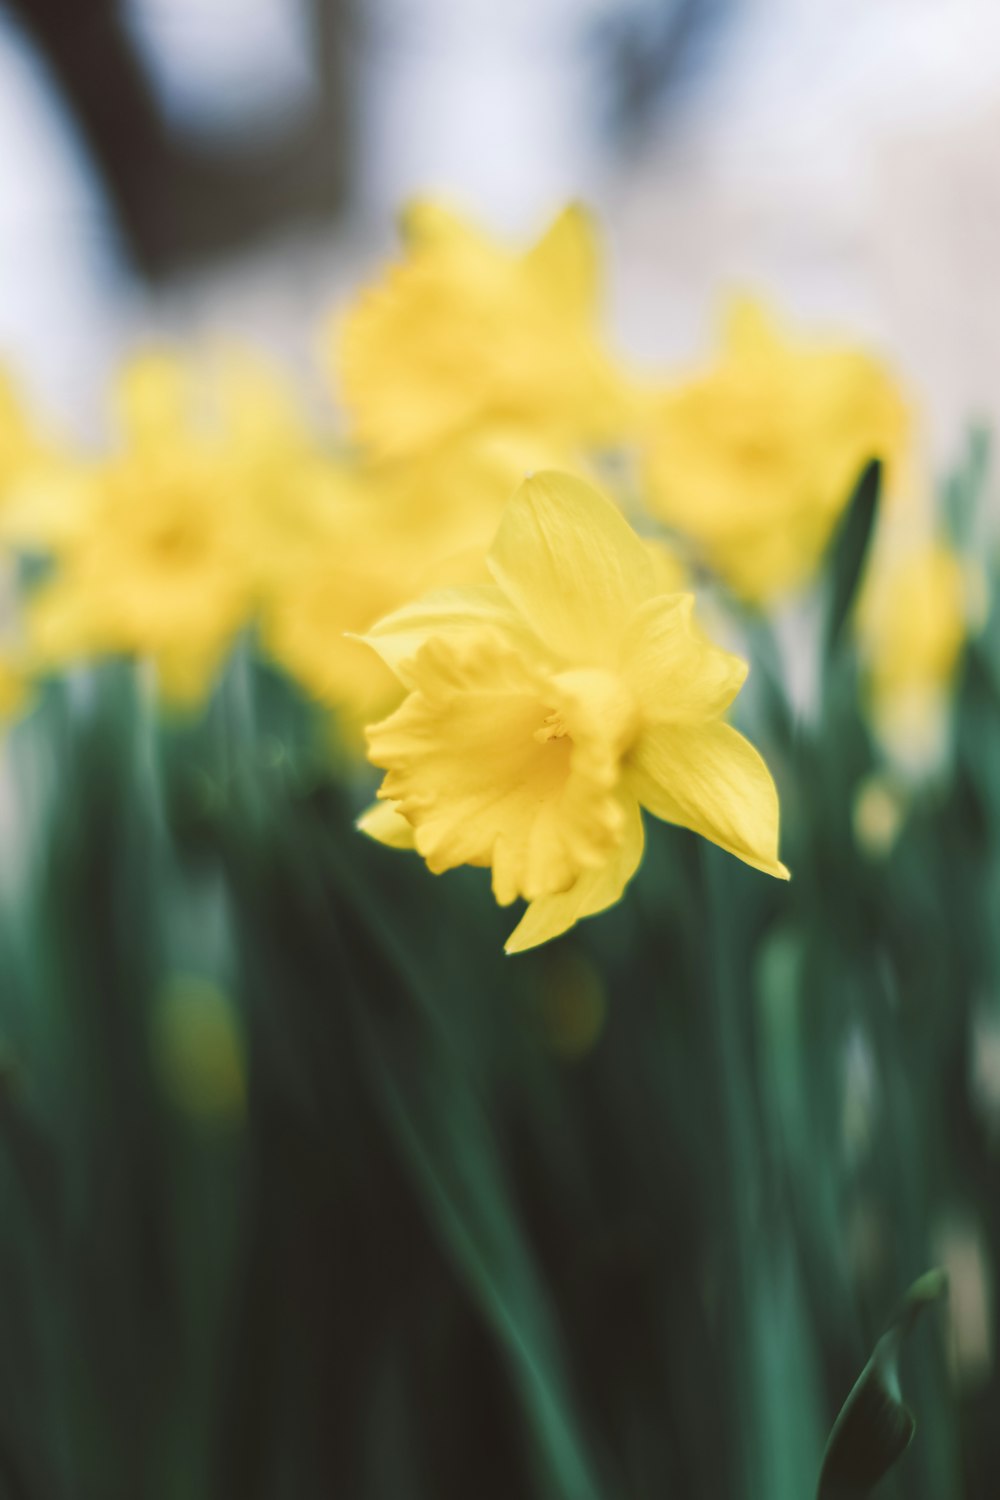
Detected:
left=701, top=843, right=824, bottom=1500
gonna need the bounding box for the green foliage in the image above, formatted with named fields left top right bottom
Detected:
left=0, top=440, right=994, bottom=1497
left=817, top=1270, right=948, bottom=1497
left=823, top=457, right=882, bottom=667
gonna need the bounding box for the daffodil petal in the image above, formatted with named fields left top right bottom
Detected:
left=504, top=798, right=645, bottom=954
left=357, top=800, right=417, bottom=850
left=523, top=203, right=599, bottom=320
left=488, top=471, right=657, bottom=664
left=358, top=584, right=541, bottom=688
left=620, top=594, right=748, bottom=724
left=398, top=198, right=485, bottom=251
left=722, top=295, right=780, bottom=357
left=630, top=721, right=789, bottom=878
left=115, top=353, right=191, bottom=450
left=643, top=536, right=688, bottom=594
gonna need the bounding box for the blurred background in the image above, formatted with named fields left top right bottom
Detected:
left=4, top=0, right=1000, bottom=449
left=2, top=4, right=1000, bottom=1499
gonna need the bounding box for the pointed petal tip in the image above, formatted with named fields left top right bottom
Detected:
left=356, top=799, right=418, bottom=850
left=742, top=852, right=791, bottom=881
left=504, top=901, right=567, bottom=955
left=354, top=801, right=381, bottom=834
left=503, top=926, right=541, bottom=957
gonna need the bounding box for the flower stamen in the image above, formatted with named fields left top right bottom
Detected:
left=534, top=709, right=569, bottom=743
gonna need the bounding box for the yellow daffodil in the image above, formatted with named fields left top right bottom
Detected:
left=331, top=201, right=635, bottom=460
left=27, top=446, right=253, bottom=707
left=862, top=539, right=969, bottom=766
left=359, top=470, right=787, bottom=952
left=26, top=350, right=341, bottom=709
left=866, top=543, right=966, bottom=699
left=115, top=350, right=334, bottom=579
left=103, top=353, right=536, bottom=729
left=642, top=298, right=911, bottom=603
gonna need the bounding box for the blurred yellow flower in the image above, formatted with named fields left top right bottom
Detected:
left=116, top=349, right=332, bottom=577
left=191, top=352, right=344, bottom=574
left=642, top=298, right=911, bottom=603
left=359, top=470, right=787, bottom=953
left=27, top=446, right=253, bottom=707
left=862, top=539, right=968, bottom=764
left=331, top=201, right=635, bottom=460
left=26, top=350, right=342, bottom=709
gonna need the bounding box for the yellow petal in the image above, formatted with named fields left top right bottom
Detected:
left=629, top=721, right=789, bottom=878
left=863, top=541, right=965, bottom=701
left=488, top=471, right=657, bottom=665
left=620, top=594, right=748, bottom=724
left=643, top=536, right=688, bottom=594
left=523, top=203, right=599, bottom=321
left=722, top=295, right=780, bottom=358
left=358, top=584, right=541, bottom=689
left=357, top=800, right=417, bottom=850
left=211, top=350, right=309, bottom=453
left=398, top=198, right=485, bottom=252
left=505, top=798, right=645, bottom=953
left=115, top=353, right=190, bottom=450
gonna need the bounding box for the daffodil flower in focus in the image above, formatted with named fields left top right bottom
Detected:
left=358, top=471, right=788, bottom=953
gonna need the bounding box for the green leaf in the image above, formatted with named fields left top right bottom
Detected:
left=823, top=459, right=882, bottom=665
left=816, top=1269, right=947, bottom=1497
